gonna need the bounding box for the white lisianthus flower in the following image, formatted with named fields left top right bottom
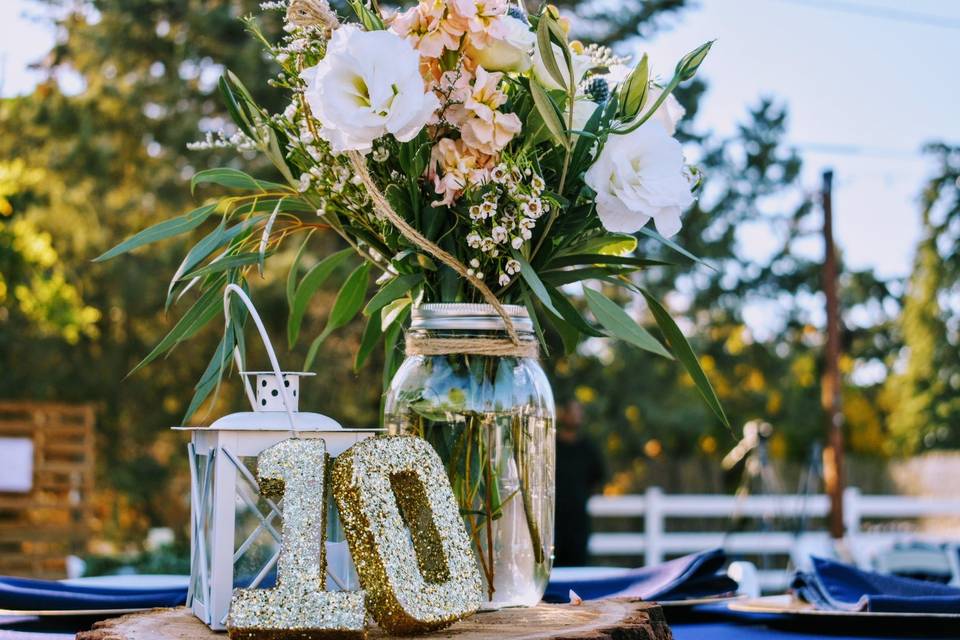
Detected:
left=467, top=16, right=535, bottom=73
left=571, top=99, right=599, bottom=136
left=302, top=25, right=439, bottom=154
left=584, top=121, right=693, bottom=237
left=644, top=86, right=686, bottom=136
left=531, top=41, right=592, bottom=91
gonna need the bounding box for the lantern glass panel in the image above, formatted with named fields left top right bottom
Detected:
left=233, top=454, right=282, bottom=588
left=189, top=448, right=214, bottom=607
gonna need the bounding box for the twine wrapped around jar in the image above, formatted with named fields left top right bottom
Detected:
left=404, top=335, right=539, bottom=358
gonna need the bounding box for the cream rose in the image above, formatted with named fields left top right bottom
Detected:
left=584, top=121, right=693, bottom=237
left=466, top=15, right=535, bottom=73
left=302, top=25, right=439, bottom=154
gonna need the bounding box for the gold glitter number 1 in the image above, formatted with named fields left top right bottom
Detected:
left=226, top=439, right=367, bottom=639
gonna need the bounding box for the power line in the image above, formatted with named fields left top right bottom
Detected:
left=772, top=0, right=960, bottom=31
left=794, top=142, right=924, bottom=159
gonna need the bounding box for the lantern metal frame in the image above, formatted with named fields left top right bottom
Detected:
left=176, top=285, right=382, bottom=630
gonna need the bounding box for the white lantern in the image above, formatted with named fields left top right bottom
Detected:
left=176, top=285, right=381, bottom=630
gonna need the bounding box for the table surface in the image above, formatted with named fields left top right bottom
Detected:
left=3, top=607, right=958, bottom=640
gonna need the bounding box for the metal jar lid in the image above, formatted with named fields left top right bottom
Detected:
left=410, top=303, right=534, bottom=333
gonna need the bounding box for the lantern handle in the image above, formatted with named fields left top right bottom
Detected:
left=223, top=284, right=300, bottom=438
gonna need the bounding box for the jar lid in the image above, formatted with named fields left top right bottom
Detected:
left=410, top=303, right=534, bottom=333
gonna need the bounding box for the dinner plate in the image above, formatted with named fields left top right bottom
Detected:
left=729, top=594, right=960, bottom=620
left=0, top=607, right=147, bottom=617
left=59, top=574, right=189, bottom=590
left=656, top=594, right=743, bottom=607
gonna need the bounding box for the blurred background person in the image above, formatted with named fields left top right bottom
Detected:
left=554, top=400, right=605, bottom=567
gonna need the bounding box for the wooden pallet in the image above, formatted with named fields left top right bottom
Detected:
left=0, top=401, right=95, bottom=578
left=77, top=600, right=672, bottom=640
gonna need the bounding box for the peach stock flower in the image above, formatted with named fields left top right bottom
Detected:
left=445, top=66, right=506, bottom=125
left=428, top=137, right=493, bottom=206
left=449, top=0, right=509, bottom=48
left=391, top=0, right=464, bottom=58
left=460, top=111, right=521, bottom=155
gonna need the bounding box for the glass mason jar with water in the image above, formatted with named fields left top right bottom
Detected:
left=384, top=303, right=555, bottom=608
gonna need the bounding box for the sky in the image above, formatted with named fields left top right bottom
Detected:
left=1, top=0, right=959, bottom=282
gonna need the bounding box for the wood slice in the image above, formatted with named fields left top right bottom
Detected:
left=77, top=600, right=671, bottom=640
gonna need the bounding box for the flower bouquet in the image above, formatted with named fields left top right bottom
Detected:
left=100, top=0, right=726, bottom=607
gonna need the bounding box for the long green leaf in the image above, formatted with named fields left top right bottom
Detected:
left=543, top=266, right=637, bottom=287
left=94, top=204, right=216, bottom=262
left=191, top=168, right=289, bottom=194
left=354, top=313, right=383, bottom=371
left=363, top=273, right=422, bottom=317
left=546, top=254, right=671, bottom=269
left=381, top=304, right=410, bottom=396
left=183, top=252, right=270, bottom=279
left=583, top=287, right=672, bottom=359
left=548, top=289, right=603, bottom=337
left=218, top=74, right=254, bottom=138
left=131, top=280, right=226, bottom=376
left=528, top=80, right=570, bottom=149
left=638, top=227, right=714, bottom=269
left=303, top=263, right=370, bottom=370
left=166, top=216, right=263, bottom=307
left=287, top=231, right=315, bottom=306
left=536, top=14, right=567, bottom=90
left=287, top=247, right=353, bottom=347
left=512, top=251, right=562, bottom=319
left=640, top=289, right=729, bottom=426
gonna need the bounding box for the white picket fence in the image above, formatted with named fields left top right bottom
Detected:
left=587, top=487, right=960, bottom=592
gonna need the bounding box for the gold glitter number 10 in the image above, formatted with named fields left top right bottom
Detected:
left=226, top=436, right=482, bottom=639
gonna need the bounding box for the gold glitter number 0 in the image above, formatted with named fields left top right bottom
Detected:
left=333, top=435, right=483, bottom=635
left=227, top=439, right=366, bottom=639
left=226, top=436, right=481, bottom=639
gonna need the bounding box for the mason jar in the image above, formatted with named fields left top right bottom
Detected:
left=384, top=303, right=555, bottom=608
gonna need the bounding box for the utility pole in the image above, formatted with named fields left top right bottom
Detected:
left=820, top=169, right=845, bottom=539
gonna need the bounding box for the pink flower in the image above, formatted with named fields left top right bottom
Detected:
left=449, top=0, right=509, bottom=48
left=391, top=1, right=464, bottom=58
left=444, top=66, right=509, bottom=129
left=428, top=138, right=493, bottom=206
left=460, top=110, right=521, bottom=155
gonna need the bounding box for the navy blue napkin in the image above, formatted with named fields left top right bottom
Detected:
left=544, top=548, right=737, bottom=603
left=791, top=556, right=960, bottom=613
left=0, top=576, right=187, bottom=611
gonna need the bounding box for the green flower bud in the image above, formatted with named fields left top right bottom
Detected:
left=675, top=40, right=714, bottom=81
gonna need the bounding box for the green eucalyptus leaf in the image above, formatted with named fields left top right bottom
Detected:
left=303, top=262, right=371, bottom=370
left=191, top=168, right=289, bottom=194
left=640, top=289, right=729, bottom=426
left=287, top=231, right=315, bottom=306
left=166, top=216, right=264, bottom=308
left=131, top=279, right=226, bottom=376
left=94, top=204, right=217, bottom=262
left=355, top=313, right=383, bottom=371
left=583, top=286, right=672, bottom=359
left=528, top=79, right=570, bottom=149
left=363, top=273, right=422, bottom=316
left=546, top=254, right=670, bottom=269
left=536, top=14, right=567, bottom=90
left=512, top=251, right=562, bottom=318
left=638, top=227, right=714, bottom=269
left=182, top=252, right=271, bottom=279
left=287, top=247, right=353, bottom=347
